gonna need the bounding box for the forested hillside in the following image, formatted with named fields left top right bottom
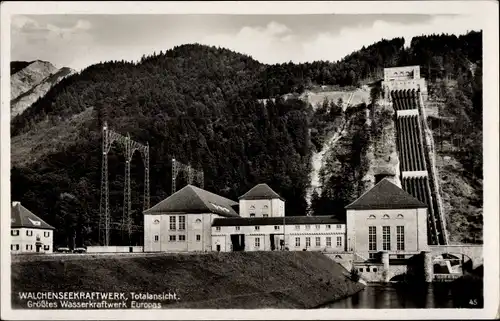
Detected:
left=10, top=31, right=483, bottom=247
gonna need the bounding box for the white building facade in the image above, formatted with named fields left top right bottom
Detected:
left=211, top=217, right=346, bottom=253
left=345, top=179, right=429, bottom=260
left=143, top=185, right=239, bottom=252
left=11, top=201, right=55, bottom=254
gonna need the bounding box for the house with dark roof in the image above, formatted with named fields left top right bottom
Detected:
left=345, top=178, right=429, bottom=260
left=11, top=201, right=55, bottom=254
left=238, top=183, right=285, bottom=218
left=143, top=185, right=239, bottom=252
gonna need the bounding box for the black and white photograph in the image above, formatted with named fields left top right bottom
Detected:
left=1, top=1, right=498, bottom=320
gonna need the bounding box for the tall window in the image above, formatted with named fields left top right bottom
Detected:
left=11, top=230, right=19, bottom=236
left=154, top=235, right=159, bottom=242
left=326, top=225, right=331, bottom=230
left=295, top=225, right=300, bottom=230
left=255, top=226, right=260, bottom=231
left=397, top=226, right=405, bottom=251
left=235, top=226, right=240, bottom=231
left=26, top=230, right=33, bottom=236
left=368, top=226, right=377, bottom=251
left=305, top=225, right=311, bottom=230
left=305, top=237, right=311, bottom=247
left=336, top=224, right=342, bottom=230
left=178, top=216, right=186, bottom=230
left=255, top=237, right=260, bottom=249
left=336, top=236, right=342, bottom=247
left=383, top=226, right=391, bottom=251
left=179, top=235, right=186, bottom=242
left=326, top=237, right=332, bottom=247
left=274, top=226, right=280, bottom=230
left=169, top=216, right=176, bottom=230
left=169, top=235, right=176, bottom=241
left=315, top=225, right=321, bottom=230
left=44, top=231, right=50, bottom=237
left=196, top=234, right=201, bottom=241
left=295, top=237, right=300, bottom=247
left=315, top=237, right=321, bottom=247
left=215, top=226, right=221, bottom=231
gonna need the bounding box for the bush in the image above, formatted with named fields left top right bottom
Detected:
left=350, top=267, right=361, bottom=282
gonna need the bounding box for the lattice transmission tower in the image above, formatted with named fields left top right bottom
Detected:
left=171, top=158, right=204, bottom=194
left=99, top=122, right=150, bottom=246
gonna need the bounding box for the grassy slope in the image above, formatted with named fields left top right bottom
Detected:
left=11, top=107, right=93, bottom=168
left=11, top=252, right=364, bottom=309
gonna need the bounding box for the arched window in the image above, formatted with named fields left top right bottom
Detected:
left=195, top=219, right=202, bottom=223
left=383, top=214, right=390, bottom=219
left=397, top=214, right=404, bottom=219
left=368, top=215, right=376, bottom=219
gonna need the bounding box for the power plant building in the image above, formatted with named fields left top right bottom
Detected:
left=143, top=179, right=427, bottom=257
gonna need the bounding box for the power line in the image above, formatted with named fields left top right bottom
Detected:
left=99, top=122, right=150, bottom=246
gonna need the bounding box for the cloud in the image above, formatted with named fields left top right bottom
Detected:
left=198, top=14, right=482, bottom=65
left=11, top=15, right=94, bottom=68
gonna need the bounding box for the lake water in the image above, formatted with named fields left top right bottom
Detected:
left=324, top=283, right=460, bottom=309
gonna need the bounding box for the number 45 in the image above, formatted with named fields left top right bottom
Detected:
left=469, top=299, right=478, bottom=306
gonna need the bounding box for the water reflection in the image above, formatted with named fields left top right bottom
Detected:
left=324, top=283, right=456, bottom=309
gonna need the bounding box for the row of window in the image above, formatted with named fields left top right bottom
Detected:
left=249, top=205, right=269, bottom=217
left=153, top=234, right=202, bottom=242
left=169, top=216, right=186, bottom=231
left=11, top=244, right=50, bottom=251
left=295, top=236, right=342, bottom=248
left=214, top=224, right=343, bottom=232
left=367, top=214, right=405, bottom=219
left=358, top=267, right=378, bottom=273
left=295, top=224, right=342, bottom=231
left=11, top=230, right=50, bottom=237
left=368, top=226, right=405, bottom=252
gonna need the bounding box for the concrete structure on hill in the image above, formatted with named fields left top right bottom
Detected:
left=11, top=201, right=55, bottom=254
left=382, top=65, right=428, bottom=100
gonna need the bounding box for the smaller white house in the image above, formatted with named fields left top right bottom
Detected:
left=11, top=201, right=55, bottom=254
left=238, top=183, right=285, bottom=218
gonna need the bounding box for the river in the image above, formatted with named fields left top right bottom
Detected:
left=323, top=283, right=467, bottom=309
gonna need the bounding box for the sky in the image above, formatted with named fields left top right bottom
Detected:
left=10, top=14, right=483, bottom=71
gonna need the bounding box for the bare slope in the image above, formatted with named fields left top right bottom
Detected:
left=11, top=252, right=364, bottom=309
left=11, top=67, right=75, bottom=119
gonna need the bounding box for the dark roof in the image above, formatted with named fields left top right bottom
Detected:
left=212, top=215, right=345, bottom=227
left=239, top=183, right=285, bottom=201
left=345, top=178, right=427, bottom=210
left=144, top=185, right=239, bottom=217
left=11, top=202, right=55, bottom=229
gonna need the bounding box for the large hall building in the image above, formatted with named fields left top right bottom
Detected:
left=143, top=178, right=429, bottom=258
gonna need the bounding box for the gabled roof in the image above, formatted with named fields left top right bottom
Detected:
left=345, top=178, right=427, bottom=210
left=212, top=215, right=345, bottom=227
left=11, top=202, right=55, bottom=229
left=239, top=183, right=285, bottom=201
left=143, top=185, right=239, bottom=217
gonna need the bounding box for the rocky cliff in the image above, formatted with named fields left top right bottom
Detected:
left=10, top=61, right=75, bottom=119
